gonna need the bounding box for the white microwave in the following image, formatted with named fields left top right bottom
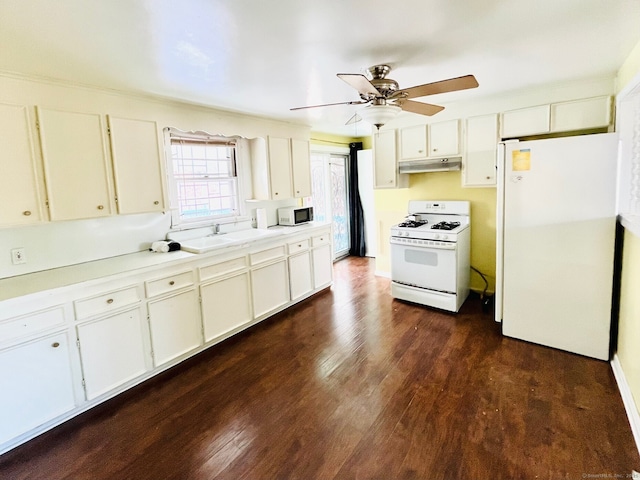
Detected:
left=277, top=206, right=314, bottom=226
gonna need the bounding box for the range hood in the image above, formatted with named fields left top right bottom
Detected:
left=398, top=157, right=462, bottom=174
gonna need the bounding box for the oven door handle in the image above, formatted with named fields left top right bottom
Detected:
left=390, top=237, right=456, bottom=250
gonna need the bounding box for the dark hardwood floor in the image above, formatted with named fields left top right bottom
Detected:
left=1, top=256, right=638, bottom=479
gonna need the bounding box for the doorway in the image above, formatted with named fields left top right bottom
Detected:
left=310, top=151, right=350, bottom=259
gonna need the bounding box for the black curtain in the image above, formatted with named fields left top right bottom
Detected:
left=348, top=142, right=366, bottom=256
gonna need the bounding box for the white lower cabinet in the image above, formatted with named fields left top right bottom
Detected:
left=312, top=243, right=333, bottom=289
left=0, top=331, right=76, bottom=445
left=147, top=288, right=202, bottom=367
left=251, top=259, right=290, bottom=318
left=0, top=224, right=334, bottom=454
left=76, top=306, right=150, bottom=400
left=201, top=271, right=252, bottom=343
left=289, top=251, right=313, bottom=301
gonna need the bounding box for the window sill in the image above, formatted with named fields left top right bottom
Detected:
left=619, top=214, right=640, bottom=239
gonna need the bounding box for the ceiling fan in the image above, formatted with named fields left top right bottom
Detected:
left=291, top=65, right=479, bottom=129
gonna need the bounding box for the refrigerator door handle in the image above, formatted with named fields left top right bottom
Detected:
left=495, top=142, right=507, bottom=323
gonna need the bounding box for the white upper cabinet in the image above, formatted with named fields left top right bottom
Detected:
left=399, top=125, right=428, bottom=160
left=463, top=114, right=498, bottom=187
left=399, top=120, right=460, bottom=161
left=429, top=120, right=460, bottom=157
left=267, top=136, right=293, bottom=199
left=290, top=138, right=312, bottom=198
left=501, top=96, right=612, bottom=139
left=550, top=96, right=611, bottom=132
left=107, top=116, right=165, bottom=215
left=250, top=136, right=312, bottom=200
left=373, top=129, right=408, bottom=189
left=37, top=107, right=114, bottom=221
left=501, top=105, right=551, bottom=139
left=0, top=103, right=46, bottom=226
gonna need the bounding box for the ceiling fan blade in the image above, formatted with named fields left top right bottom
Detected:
left=397, top=100, right=445, bottom=116
left=290, top=100, right=366, bottom=111
left=345, top=113, right=362, bottom=125
left=398, top=74, right=479, bottom=99
left=337, top=73, right=381, bottom=97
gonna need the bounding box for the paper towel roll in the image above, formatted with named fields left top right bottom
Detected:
left=256, top=208, right=267, bottom=229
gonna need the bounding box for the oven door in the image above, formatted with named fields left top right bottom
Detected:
left=390, top=237, right=457, bottom=293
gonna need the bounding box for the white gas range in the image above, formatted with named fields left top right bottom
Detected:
left=390, top=200, right=471, bottom=312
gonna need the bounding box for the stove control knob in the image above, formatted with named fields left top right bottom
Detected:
left=434, top=234, right=440, bottom=240
left=441, top=234, right=448, bottom=241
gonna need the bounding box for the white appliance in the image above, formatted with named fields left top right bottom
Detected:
left=277, top=206, right=313, bottom=225
left=496, top=133, right=618, bottom=360
left=390, top=200, right=471, bottom=312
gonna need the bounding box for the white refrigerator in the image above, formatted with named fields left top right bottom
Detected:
left=495, top=133, right=618, bottom=360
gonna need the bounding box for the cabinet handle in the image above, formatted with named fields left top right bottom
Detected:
left=433, top=148, right=438, bottom=152
left=97, top=205, right=104, bottom=210
left=23, top=210, right=32, bottom=216
left=169, top=280, right=175, bottom=286
left=154, top=201, right=159, bottom=205
left=106, top=298, right=114, bottom=304
left=52, top=342, right=60, bottom=348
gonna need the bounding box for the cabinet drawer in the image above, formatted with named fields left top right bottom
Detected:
left=287, top=238, right=310, bottom=255
left=199, top=256, right=248, bottom=281
left=0, top=306, right=66, bottom=343
left=145, top=271, right=194, bottom=298
left=312, top=233, right=330, bottom=247
left=250, top=245, right=286, bottom=266
left=74, top=286, right=140, bottom=320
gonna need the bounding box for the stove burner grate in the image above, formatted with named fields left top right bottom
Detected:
left=431, top=221, right=461, bottom=231
left=397, top=220, right=427, bottom=228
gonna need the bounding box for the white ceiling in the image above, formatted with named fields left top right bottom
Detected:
left=1, top=0, right=639, bottom=136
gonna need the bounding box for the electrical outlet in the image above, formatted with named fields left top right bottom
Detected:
left=11, top=248, right=26, bottom=265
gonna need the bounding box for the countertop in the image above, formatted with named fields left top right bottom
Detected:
left=0, top=223, right=331, bottom=303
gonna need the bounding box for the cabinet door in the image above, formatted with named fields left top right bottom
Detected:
left=37, top=108, right=113, bottom=220
left=464, top=114, right=498, bottom=187
left=147, top=289, right=202, bottom=367
left=501, top=105, right=550, bottom=138
left=429, top=120, right=459, bottom=157
left=108, top=116, right=165, bottom=214
left=0, top=103, right=46, bottom=226
left=399, top=125, right=428, bottom=160
left=268, top=136, right=293, bottom=199
left=289, top=251, right=313, bottom=300
left=0, top=331, right=76, bottom=445
left=373, top=129, right=406, bottom=188
left=550, top=96, right=611, bottom=132
left=201, top=272, right=252, bottom=343
left=76, top=307, right=149, bottom=400
left=291, top=138, right=311, bottom=197
left=312, top=244, right=333, bottom=289
left=251, top=259, right=289, bottom=318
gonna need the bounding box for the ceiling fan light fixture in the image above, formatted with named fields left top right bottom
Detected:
left=358, top=104, right=401, bottom=129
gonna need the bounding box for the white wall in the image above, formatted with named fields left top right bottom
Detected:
left=0, top=73, right=308, bottom=278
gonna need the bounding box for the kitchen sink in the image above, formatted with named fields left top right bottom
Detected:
left=179, top=235, right=233, bottom=253
left=223, top=229, right=279, bottom=241
left=179, top=229, right=281, bottom=253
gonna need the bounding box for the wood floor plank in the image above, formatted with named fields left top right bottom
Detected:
left=0, top=256, right=638, bottom=479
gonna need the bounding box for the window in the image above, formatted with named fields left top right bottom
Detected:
left=167, top=130, right=240, bottom=226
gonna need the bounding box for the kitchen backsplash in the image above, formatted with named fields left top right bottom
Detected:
left=0, top=198, right=298, bottom=279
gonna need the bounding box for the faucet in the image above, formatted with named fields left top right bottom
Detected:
left=209, top=224, right=225, bottom=236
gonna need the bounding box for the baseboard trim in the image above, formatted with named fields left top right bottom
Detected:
left=611, top=354, right=640, bottom=457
